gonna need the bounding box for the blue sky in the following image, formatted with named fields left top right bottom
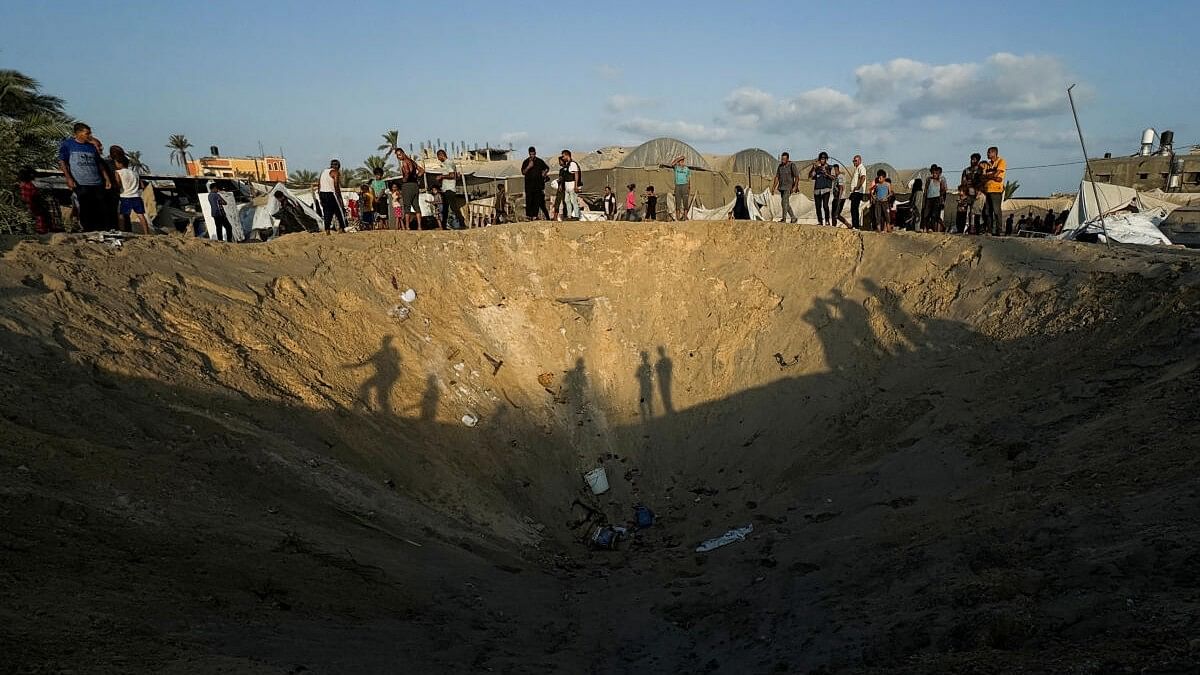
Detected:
left=3, top=0, right=1197, bottom=194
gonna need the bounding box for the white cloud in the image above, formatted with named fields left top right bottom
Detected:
left=499, top=131, right=528, bottom=143
left=919, top=115, right=946, bottom=131
left=605, top=94, right=656, bottom=113
left=615, top=117, right=733, bottom=142
left=723, top=53, right=1082, bottom=139
left=967, top=121, right=1078, bottom=150
left=595, top=64, right=621, bottom=80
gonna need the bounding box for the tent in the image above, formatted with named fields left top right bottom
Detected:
left=1059, top=180, right=1180, bottom=244
left=619, top=137, right=711, bottom=170
left=730, top=148, right=779, bottom=176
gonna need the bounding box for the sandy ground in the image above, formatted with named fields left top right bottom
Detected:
left=1, top=223, right=1199, bottom=674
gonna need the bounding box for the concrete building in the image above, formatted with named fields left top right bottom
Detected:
left=1089, top=128, right=1200, bottom=192
left=186, top=155, right=288, bottom=182
left=1087, top=153, right=1200, bottom=192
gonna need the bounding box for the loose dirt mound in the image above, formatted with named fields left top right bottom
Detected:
left=1, top=224, right=1198, bottom=673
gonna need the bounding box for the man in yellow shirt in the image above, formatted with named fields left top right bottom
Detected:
left=983, top=146, right=1006, bottom=236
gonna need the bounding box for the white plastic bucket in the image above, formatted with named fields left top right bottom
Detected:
left=584, top=467, right=610, bottom=495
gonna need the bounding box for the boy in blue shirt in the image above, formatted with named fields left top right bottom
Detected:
left=58, top=122, right=111, bottom=231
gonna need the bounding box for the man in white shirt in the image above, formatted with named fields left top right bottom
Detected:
left=436, top=149, right=461, bottom=229
left=848, top=155, right=868, bottom=230
left=560, top=149, right=582, bottom=220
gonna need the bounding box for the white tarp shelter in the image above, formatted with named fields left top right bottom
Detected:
left=197, top=184, right=246, bottom=242
left=1060, top=180, right=1179, bottom=245
left=251, top=182, right=325, bottom=234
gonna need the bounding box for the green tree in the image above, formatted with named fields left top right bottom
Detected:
left=377, top=129, right=399, bottom=153
left=338, top=167, right=368, bottom=188
left=1003, top=180, right=1020, bottom=200
left=166, top=134, right=193, bottom=174
left=126, top=150, right=149, bottom=173
left=0, top=70, right=71, bottom=232
left=287, top=169, right=318, bottom=189
left=362, top=154, right=391, bottom=175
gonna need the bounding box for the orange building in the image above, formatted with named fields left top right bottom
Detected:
left=186, top=155, right=288, bottom=182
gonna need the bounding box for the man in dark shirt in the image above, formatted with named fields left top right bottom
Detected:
left=57, top=122, right=111, bottom=231
left=521, top=146, right=550, bottom=221
left=957, top=153, right=984, bottom=234
left=207, top=183, right=234, bottom=242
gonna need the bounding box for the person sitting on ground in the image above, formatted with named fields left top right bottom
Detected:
left=870, top=170, right=893, bottom=233
left=644, top=185, right=658, bottom=221
left=602, top=186, right=616, bottom=220
left=624, top=183, right=640, bottom=221
left=207, top=183, right=234, bottom=242
left=114, top=155, right=151, bottom=234
left=730, top=185, right=750, bottom=220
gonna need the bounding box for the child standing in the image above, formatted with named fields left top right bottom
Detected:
left=390, top=183, right=403, bottom=230
left=624, top=184, right=640, bottom=221
left=870, top=170, right=893, bottom=233
left=114, top=156, right=151, bottom=234
left=18, top=167, right=52, bottom=234
left=358, top=184, right=375, bottom=229
left=644, top=185, right=658, bottom=221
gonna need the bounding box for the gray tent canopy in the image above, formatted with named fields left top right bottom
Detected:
left=619, top=137, right=710, bottom=170
left=731, top=148, right=778, bottom=176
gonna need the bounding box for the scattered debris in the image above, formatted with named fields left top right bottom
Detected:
left=634, top=505, right=655, bottom=528
left=483, top=352, right=503, bottom=375
left=584, top=467, right=610, bottom=495
left=554, top=297, right=594, bottom=306
left=85, top=231, right=130, bottom=248
left=461, top=412, right=479, bottom=427
left=386, top=305, right=410, bottom=321
left=695, top=523, right=753, bottom=553
left=400, top=288, right=417, bottom=303
left=773, top=353, right=799, bottom=369
left=390, top=274, right=398, bottom=290
left=590, top=525, right=620, bottom=549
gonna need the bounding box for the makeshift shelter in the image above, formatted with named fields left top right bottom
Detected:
left=730, top=148, right=778, bottom=177
left=197, top=183, right=246, bottom=242
left=619, top=137, right=711, bottom=170
left=251, top=183, right=324, bottom=236
left=1059, top=180, right=1180, bottom=245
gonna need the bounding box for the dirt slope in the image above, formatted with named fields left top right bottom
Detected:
left=1, top=224, right=1198, bottom=673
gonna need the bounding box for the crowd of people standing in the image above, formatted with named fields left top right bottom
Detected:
left=30, top=125, right=1071, bottom=240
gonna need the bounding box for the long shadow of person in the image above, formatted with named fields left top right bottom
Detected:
left=655, top=346, right=675, bottom=414
left=417, top=373, right=439, bottom=421
left=802, top=287, right=875, bottom=372
left=563, top=357, right=588, bottom=413
left=344, top=335, right=402, bottom=413
left=636, top=351, right=654, bottom=422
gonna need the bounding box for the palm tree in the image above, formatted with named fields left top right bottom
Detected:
left=126, top=150, right=149, bottom=173
left=288, top=169, right=318, bottom=189
left=166, top=134, right=193, bottom=175
left=362, top=154, right=391, bottom=175
left=1003, top=180, right=1020, bottom=200
left=377, top=130, right=399, bottom=153
left=0, top=70, right=67, bottom=120
left=0, top=69, right=70, bottom=217
left=338, top=167, right=368, bottom=188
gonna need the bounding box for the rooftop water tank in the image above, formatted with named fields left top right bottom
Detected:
left=1140, top=128, right=1155, bottom=156
left=1159, top=130, right=1175, bottom=155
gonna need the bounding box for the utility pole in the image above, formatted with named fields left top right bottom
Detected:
left=1067, top=84, right=1108, bottom=243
